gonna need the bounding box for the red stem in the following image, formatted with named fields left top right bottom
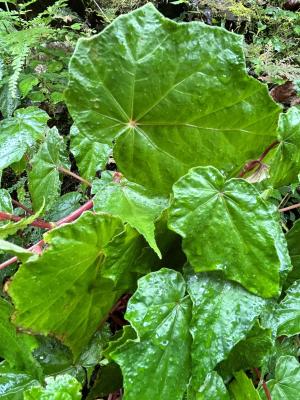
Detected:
left=254, top=368, right=272, bottom=400
left=279, top=202, right=300, bottom=212
left=0, top=200, right=93, bottom=270
left=0, top=212, right=53, bottom=229
left=12, top=199, right=33, bottom=215
left=238, top=140, right=280, bottom=178
left=58, top=166, right=92, bottom=187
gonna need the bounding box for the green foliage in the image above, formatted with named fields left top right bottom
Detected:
left=0, top=3, right=300, bottom=399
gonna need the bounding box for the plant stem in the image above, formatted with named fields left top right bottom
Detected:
left=58, top=166, right=92, bottom=187
left=279, top=202, right=300, bottom=212
left=12, top=199, right=33, bottom=214
left=253, top=368, right=272, bottom=400
left=0, top=212, right=53, bottom=229
left=0, top=200, right=94, bottom=270
left=238, top=140, right=280, bottom=178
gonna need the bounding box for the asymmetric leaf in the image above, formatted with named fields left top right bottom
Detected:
left=70, top=125, right=111, bottom=181
left=186, top=271, right=266, bottom=388
left=169, top=166, right=288, bottom=297
left=92, top=174, right=168, bottom=256
left=65, top=4, right=280, bottom=194
left=0, top=190, right=12, bottom=214
left=0, top=298, right=40, bottom=376
left=0, top=107, right=49, bottom=170
left=268, top=107, right=300, bottom=187
left=276, top=280, right=300, bottom=336
left=8, top=212, right=147, bottom=357
left=263, top=356, right=300, bottom=400
left=29, top=127, right=70, bottom=212
left=111, top=268, right=192, bottom=400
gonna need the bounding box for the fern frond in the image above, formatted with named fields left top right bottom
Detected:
left=9, top=44, right=30, bottom=99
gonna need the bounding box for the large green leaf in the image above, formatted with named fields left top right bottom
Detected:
left=28, top=127, right=70, bottom=212
left=263, top=356, right=300, bottom=400
left=111, top=269, right=192, bottom=400
left=268, top=107, right=300, bottom=187
left=65, top=3, right=280, bottom=194
left=0, top=107, right=49, bottom=170
left=70, top=125, right=110, bottom=181
left=92, top=173, right=168, bottom=256
left=275, top=280, right=300, bottom=337
left=23, top=374, right=82, bottom=399
left=169, top=166, right=288, bottom=297
left=0, top=298, right=40, bottom=376
left=8, top=212, right=149, bottom=358
left=186, top=271, right=266, bottom=388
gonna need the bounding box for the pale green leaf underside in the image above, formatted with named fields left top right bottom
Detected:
left=0, top=107, right=49, bottom=170
left=8, top=212, right=147, bottom=358
left=23, top=374, right=82, bottom=400
left=169, top=166, right=288, bottom=297
left=70, top=125, right=111, bottom=181
left=92, top=176, right=168, bottom=256
left=29, top=127, right=70, bottom=212
left=230, top=371, right=262, bottom=400
left=111, top=269, right=192, bottom=400
left=264, top=356, right=300, bottom=400
left=65, top=4, right=280, bottom=194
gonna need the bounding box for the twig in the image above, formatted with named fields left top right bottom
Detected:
left=253, top=368, right=272, bottom=400
left=0, top=212, right=53, bottom=230
left=58, top=166, right=92, bottom=187
left=279, top=202, right=300, bottom=212
left=238, top=140, right=280, bottom=178
left=0, top=200, right=94, bottom=270
left=12, top=199, right=33, bottom=215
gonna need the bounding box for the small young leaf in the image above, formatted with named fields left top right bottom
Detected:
left=0, top=107, right=49, bottom=170
left=29, top=127, right=70, bottom=212
left=0, top=189, right=13, bottom=214
left=169, top=166, right=289, bottom=297
left=70, top=124, right=111, bottom=181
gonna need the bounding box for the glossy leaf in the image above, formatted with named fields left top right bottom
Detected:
left=111, top=268, right=192, bottom=400
left=70, top=125, right=111, bottom=181
left=276, top=280, right=300, bottom=336
left=192, top=372, right=230, bottom=400
left=0, top=361, right=39, bottom=400
left=0, top=298, right=40, bottom=376
left=230, top=371, right=262, bottom=400
left=186, top=271, right=266, bottom=388
left=45, top=192, right=83, bottom=222
left=268, top=107, right=300, bottom=187
left=0, top=189, right=12, bottom=214
left=0, top=107, right=49, bottom=170
left=264, top=356, right=300, bottom=400
left=23, top=374, right=81, bottom=399
left=65, top=4, right=280, bottom=194
left=29, top=127, right=70, bottom=212
left=218, top=321, right=273, bottom=377
left=8, top=212, right=148, bottom=358
left=169, top=166, right=289, bottom=297
left=286, top=220, right=300, bottom=285
left=92, top=173, right=168, bottom=256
